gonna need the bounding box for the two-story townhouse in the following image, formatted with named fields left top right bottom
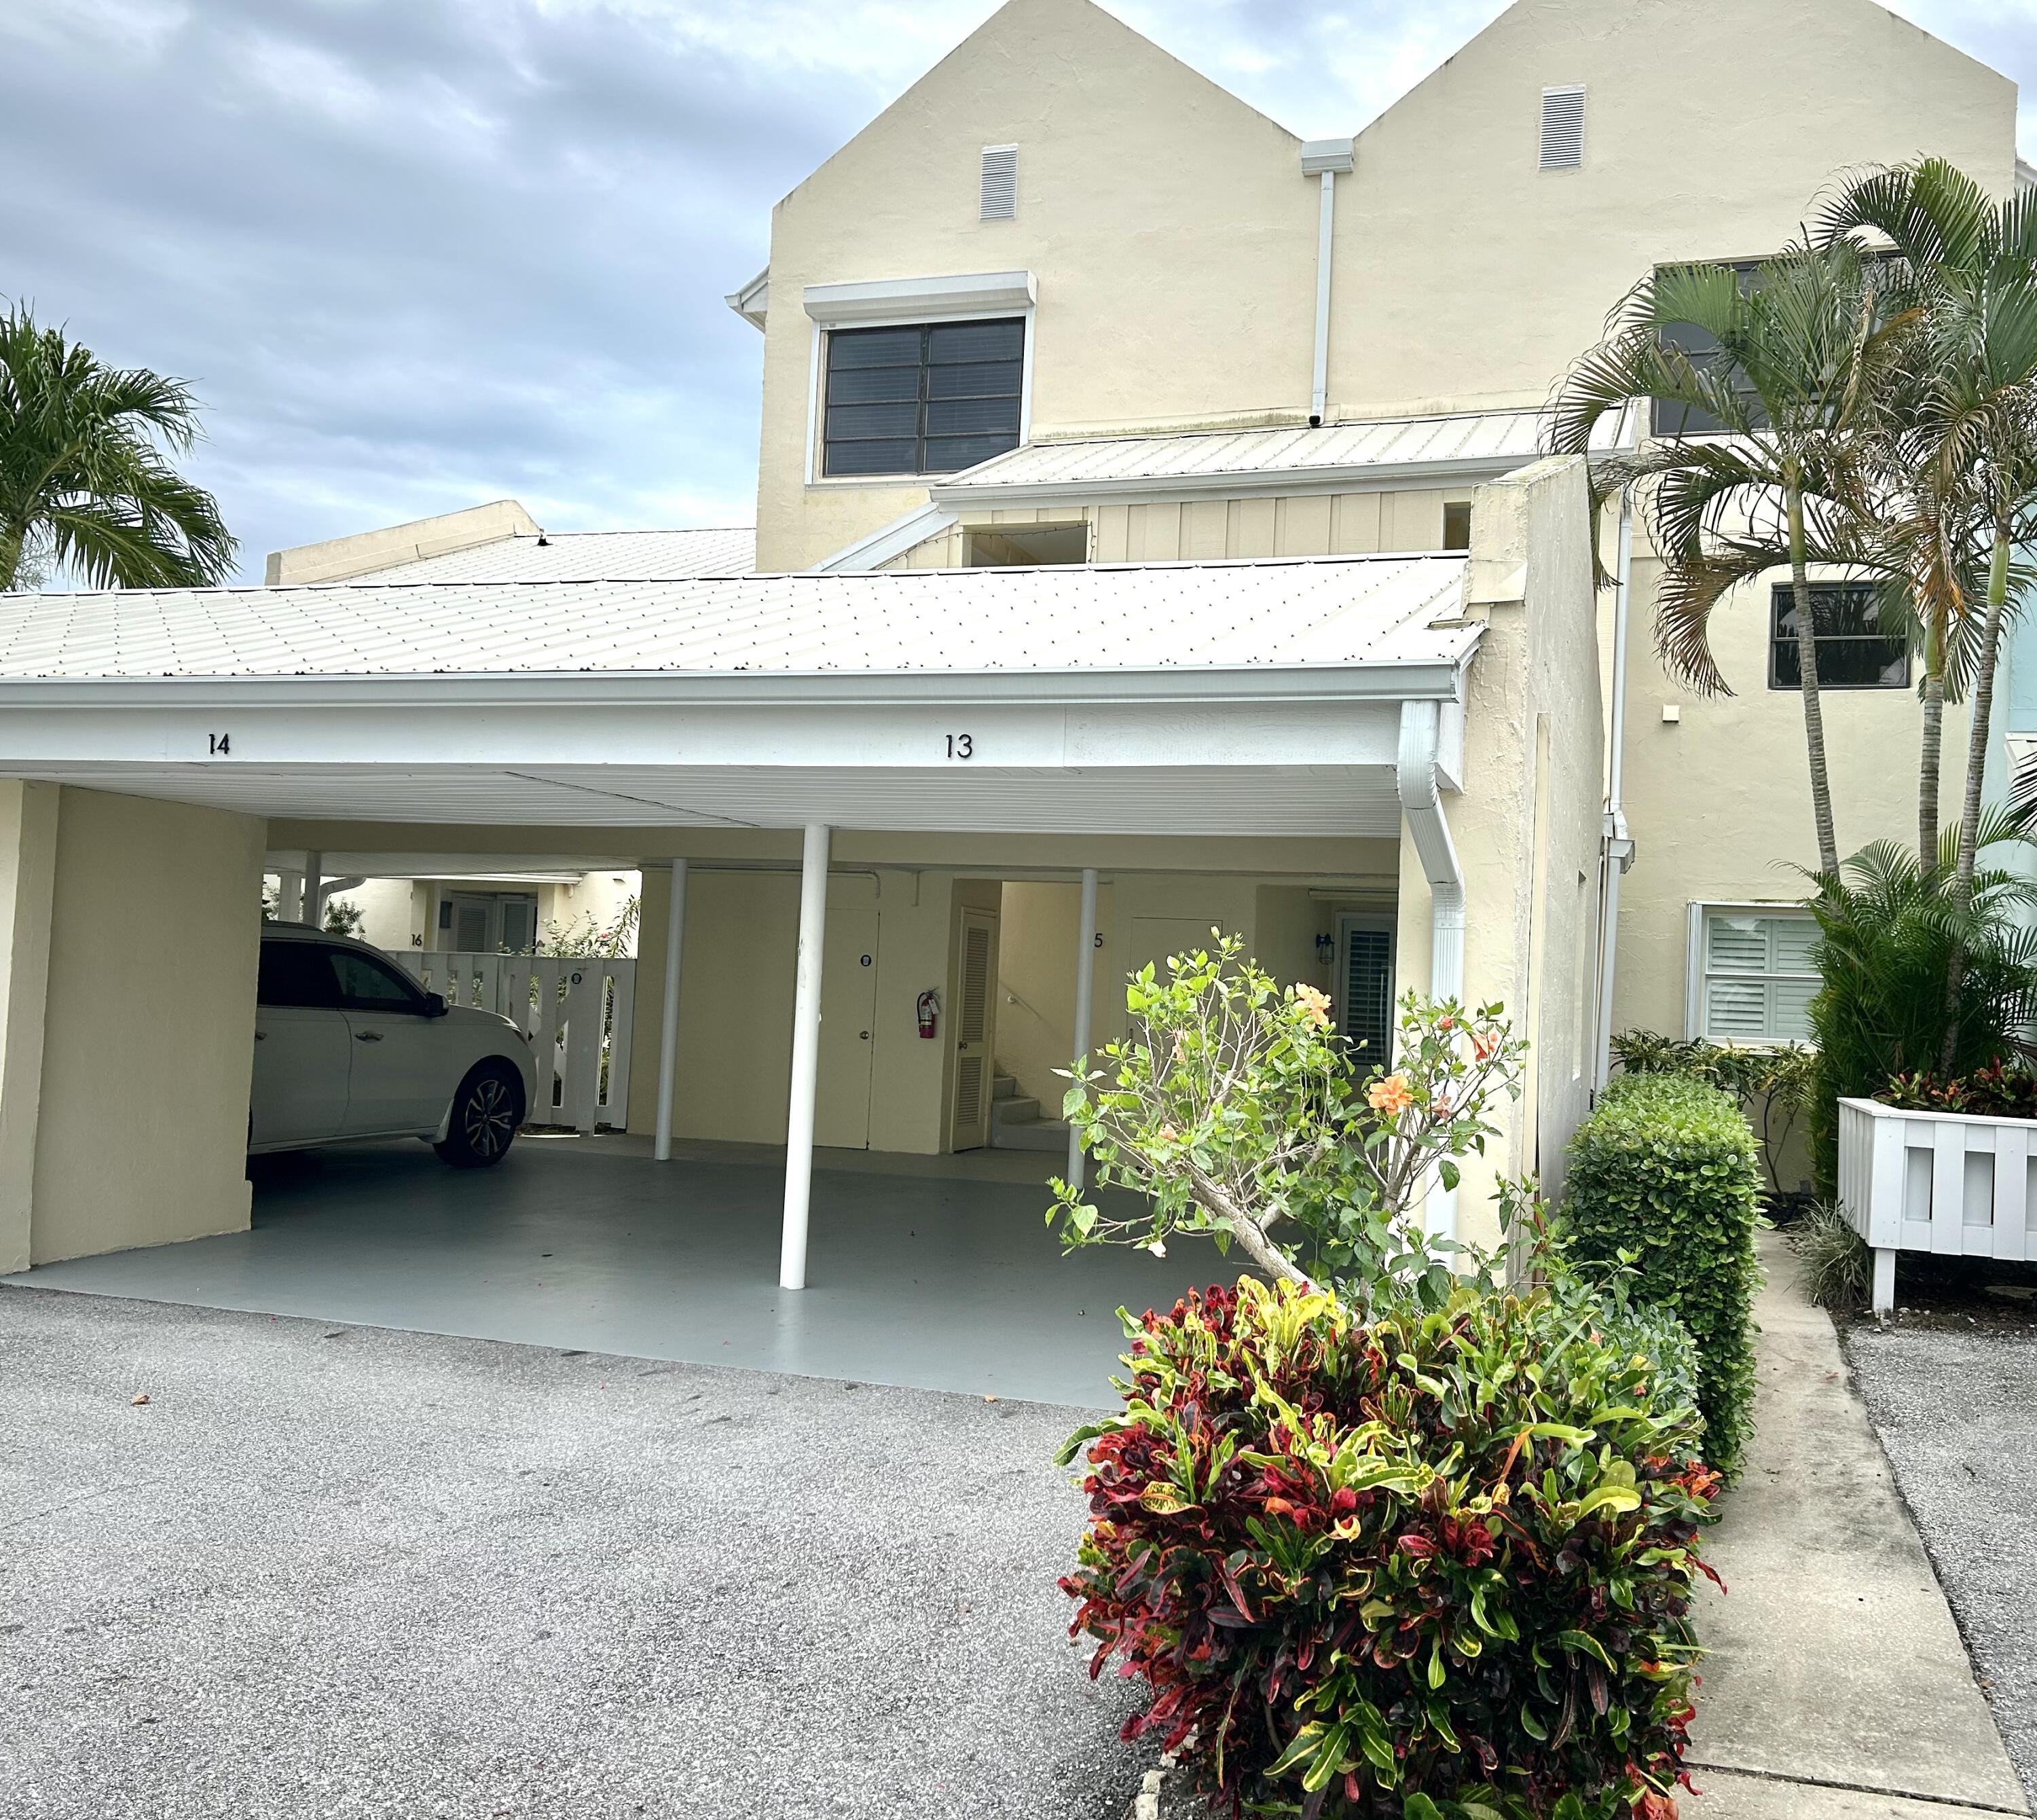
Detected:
left=0, top=0, right=2017, bottom=1313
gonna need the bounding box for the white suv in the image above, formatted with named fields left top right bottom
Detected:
left=250, top=923, right=539, bottom=1167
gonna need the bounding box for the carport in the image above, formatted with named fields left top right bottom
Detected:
left=0, top=458, right=1604, bottom=1380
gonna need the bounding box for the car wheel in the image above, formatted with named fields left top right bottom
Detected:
left=435, top=1060, right=525, bottom=1169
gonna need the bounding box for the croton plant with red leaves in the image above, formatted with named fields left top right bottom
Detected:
left=1059, top=1277, right=1718, bottom=1819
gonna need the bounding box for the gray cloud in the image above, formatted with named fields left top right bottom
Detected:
left=3, top=0, right=2032, bottom=580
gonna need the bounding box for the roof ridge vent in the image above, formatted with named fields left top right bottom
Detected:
left=980, top=143, right=1018, bottom=221
left=1539, top=85, right=1585, bottom=171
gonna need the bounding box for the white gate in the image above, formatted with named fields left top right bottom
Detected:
left=394, top=950, right=636, bottom=1133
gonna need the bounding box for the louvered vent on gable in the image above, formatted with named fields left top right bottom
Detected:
left=1539, top=86, right=1585, bottom=170
left=980, top=144, right=1018, bottom=220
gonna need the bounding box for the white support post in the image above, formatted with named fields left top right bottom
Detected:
left=1872, top=1247, right=1897, bottom=1318
left=779, top=823, right=831, bottom=1290
left=1068, top=866, right=1099, bottom=1190
left=302, top=850, right=324, bottom=929
left=654, top=858, right=688, bottom=1163
left=278, top=870, right=304, bottom=922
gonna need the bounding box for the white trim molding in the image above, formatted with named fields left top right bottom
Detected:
left=808, top=503, right=959, bottom=573
left=802, top=270, right=1035, bottom=326
left=724, top=268, right=769, bottom=331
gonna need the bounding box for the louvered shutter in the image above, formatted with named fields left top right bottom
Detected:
left=1698, top=909, right=1818, bottom=1044
left=980, top=144, right=1018, bottom=221
left=1341, top=926, right=1395, bottom=1066
left=1539, top=86, right=1585, bottom=170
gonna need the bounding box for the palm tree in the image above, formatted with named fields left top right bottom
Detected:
left=0, top=303, right=236, bottom=591
left=1547, top=242, right=1909, bottom=877
left=1816, top=161, right=2037, bottom=906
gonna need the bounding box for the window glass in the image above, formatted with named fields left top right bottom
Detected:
left=822, top=317, right=1025, bottom=478
left=329, top=949, right=426, bottom=1012
left=1769, top=583, right=1909, bottom=689
left=1698, top=909, right=1818, bottom=1044
left=1651, top=259, right=1769, bottom=437
left=257, top=941, right=342, bottom=1009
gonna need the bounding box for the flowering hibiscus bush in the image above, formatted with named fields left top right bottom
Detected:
left=1049, top=934, right=1526, bottom=1300
left=1061, top=1275, right=1717, bottom=1819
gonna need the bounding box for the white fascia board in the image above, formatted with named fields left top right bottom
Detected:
left=0, top=656, right=1473, bottom=716
left=932, top=452, right=1535, bottom=511
left=724, top=268, right=769, bottom=330
left=803, top=270, right=1035, bottom=325
left=808, top=503, right=957, bottom=572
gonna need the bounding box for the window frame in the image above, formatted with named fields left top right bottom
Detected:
left=1767, top=580, right=1911, bottom=691
left=806, top=305, right=1034, bottom=487
left=1683, top=901, right=1820, bottom=1048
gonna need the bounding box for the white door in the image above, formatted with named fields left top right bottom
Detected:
left=815, top=908, right=880, bottom=1150
left=329, top=946, right=460, bottom=1135
left=250, top=941, right=350, bottom=1146
left=949, top=909, right=999, bottom=1150
left=448, top=894, right=493, bottom=952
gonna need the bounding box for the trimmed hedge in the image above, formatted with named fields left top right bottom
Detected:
left=1560, top=1074, right=1761, bottom=1482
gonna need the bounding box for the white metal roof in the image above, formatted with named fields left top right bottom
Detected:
left=930, top=410, right=1623, bottom=505
left=344, top=526, right=756, bottom=583
left=0, top=554, right=1473, bottom=689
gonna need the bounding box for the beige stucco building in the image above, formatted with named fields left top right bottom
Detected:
left=0, top=0, right=2017, bottom=1284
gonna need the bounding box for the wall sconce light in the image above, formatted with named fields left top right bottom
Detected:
left=1315, top=932, right=1335, bottom=964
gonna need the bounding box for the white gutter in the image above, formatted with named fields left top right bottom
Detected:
left=1396, top=697, right=1465, bottom=1241
left=1592, top=404, right=1641, bottom=1092
left=1300, top=139, right=1354, bottom=426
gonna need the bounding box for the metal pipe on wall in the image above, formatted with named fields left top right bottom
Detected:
left=1067, top=865, right=1099, bottom=1190
left=1301, top=139, right=1355, bottom=426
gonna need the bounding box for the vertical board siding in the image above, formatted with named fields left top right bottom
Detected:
left=1332, top=493, right=1382, bottom=553
left=1278, top=494, right=1333, bottom=556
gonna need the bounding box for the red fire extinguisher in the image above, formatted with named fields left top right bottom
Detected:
left=917, top=989, right=940, bottom=1039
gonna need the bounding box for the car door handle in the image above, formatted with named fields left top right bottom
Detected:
left=354, top=1030, right=384, bottom=1043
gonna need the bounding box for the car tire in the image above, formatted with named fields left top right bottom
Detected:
left=435, top=1059, right=526, bottom=1169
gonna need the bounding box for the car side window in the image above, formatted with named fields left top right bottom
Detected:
left=328, top=949, right=428, bottom=1013
left=257, top=942, right=343, bottom=1009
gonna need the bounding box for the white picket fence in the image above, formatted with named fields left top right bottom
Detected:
left=394, top=950, right=636, bottom=1133
left=1837, top=1095, right=2037, bottom=1312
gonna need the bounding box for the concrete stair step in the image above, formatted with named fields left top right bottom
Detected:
left=992, top=1072, right=1021, bottom=1102
left=989, top=1082, right=1069, bottom=1152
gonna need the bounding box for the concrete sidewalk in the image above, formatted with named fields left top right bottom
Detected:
left=1684, top=1235, right=2027, bottom=1817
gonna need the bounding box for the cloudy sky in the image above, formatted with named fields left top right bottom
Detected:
left=5, top=0, right=2036, bottom=581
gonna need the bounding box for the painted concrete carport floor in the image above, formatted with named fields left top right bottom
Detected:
left=3, top=1135, right=1217, bottom=1406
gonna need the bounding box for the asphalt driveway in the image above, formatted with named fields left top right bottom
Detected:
left=0, top=1286, right=1148, bottom=1819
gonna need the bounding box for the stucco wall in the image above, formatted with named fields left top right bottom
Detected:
left=31, top=788, right=264, bottom=1264
left=1329, top=0, right=2015, bottom=419
left=0, top=781, right=58, bottom=1273
left=752, top=0, right=2014, bottom=572
left=1607, top=552, right=1964, bottom=1040
left=753, top=0, right=1317, bottom=570
left=1399, top=456, right=1602, bottom=1246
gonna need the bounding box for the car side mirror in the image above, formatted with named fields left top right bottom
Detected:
left=425, top=996, right=451, bottom=1018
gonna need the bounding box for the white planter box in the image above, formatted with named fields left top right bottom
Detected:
left=1837, top=1095, right=2037, bottom=1312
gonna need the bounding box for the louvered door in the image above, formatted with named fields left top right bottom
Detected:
left=1337, top=914, right=1397, bottom=1071
left=950, top=909, right=999, bottom=1150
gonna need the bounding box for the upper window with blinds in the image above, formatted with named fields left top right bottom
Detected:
left=821, top=317, right=1025, bottom=478
left=1695, top=907, right=1818, bottom=1045
left=980, top=145, right=1017, bottom=221
left=1539, top=86, right=1585, bottom=170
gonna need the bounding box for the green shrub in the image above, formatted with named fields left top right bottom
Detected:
left=1607, top=1030, right=1814, bottom=1200
left=1061, top=1275, right=1717, bottom=1819
left=1789, top=1202, right=1871, bottom=1311
left=1559, top=1075, right=1761, bottom=1482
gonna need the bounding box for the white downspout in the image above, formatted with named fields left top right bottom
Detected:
left=1397, top=698, right=1465, bottom=1239
left=1301, top=139, right=1355, bottom=426
left=654, top=858, right=688, bottom=1162
left=779, top=822, right=831, bottom=1290
left=1594, top=403, right=1642, bottom=1092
